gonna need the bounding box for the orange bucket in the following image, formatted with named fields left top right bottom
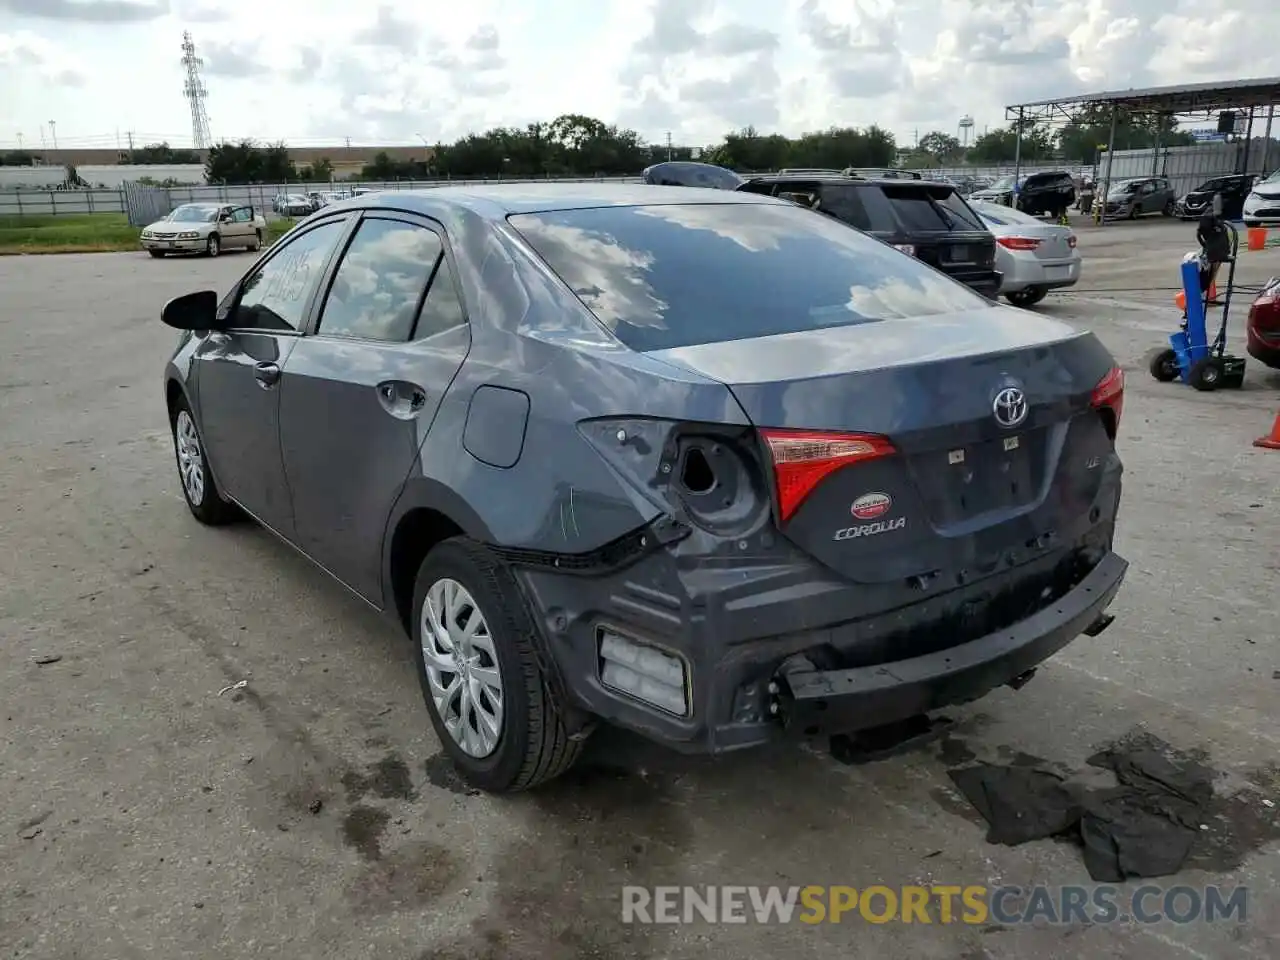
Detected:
left=1247, top=227, right=1267, bottom=252
left=1174, top=283, right=1217, bottom=309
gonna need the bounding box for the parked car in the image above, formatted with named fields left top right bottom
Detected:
left=1174, top=174, right=1255, bottom=221
left=1243, top=169, right=1280, bottom=228
left=736, top=172, right=1002, bottom=298
left=641, top=160, right=745, bottom=189
left=140, top=203, right=266, bottom=258
left=277, top=194, right=313, bottom=217
left=1246, top=276, right=1280, bottom=369
left=971, top=200, right=1081, bottom=307
left=971, top=172, right=1075, bottom=218
left=159, top=184, right=1127, bottom=793
left=1097, top=177, right=1176, bottom=220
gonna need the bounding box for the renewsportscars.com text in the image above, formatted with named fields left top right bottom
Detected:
left=621, top=884, right=1248, bottom=926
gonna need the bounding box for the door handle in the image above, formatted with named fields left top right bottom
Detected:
left=254, top=362, right=281, bottom=388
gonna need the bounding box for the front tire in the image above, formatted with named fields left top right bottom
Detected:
left=171, top=398, right=239, bottom=525
left=148, top=250, right=165, bottom=259
left=206, top=233, right=221, bottom=258
left=411, top=537, right=584, bottom=793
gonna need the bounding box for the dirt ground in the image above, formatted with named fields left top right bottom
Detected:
left=1, top=217, right=1278, bottom=959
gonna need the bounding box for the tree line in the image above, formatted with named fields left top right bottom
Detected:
left=0, top=106, right=1224, bottom=185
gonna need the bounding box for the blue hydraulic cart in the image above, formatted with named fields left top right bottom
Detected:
left=1149, top=223, right=1247, bottom=391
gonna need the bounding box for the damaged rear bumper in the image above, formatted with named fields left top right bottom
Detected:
left=513, top=535, right=1128, bottom=756
left=774, top=551, right=1127, bottom=736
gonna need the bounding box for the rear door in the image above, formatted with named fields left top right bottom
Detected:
left=277, top=211, right=471, bottom=602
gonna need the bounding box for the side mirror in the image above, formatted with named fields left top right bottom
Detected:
left=162, top=290, right=221, bottom=331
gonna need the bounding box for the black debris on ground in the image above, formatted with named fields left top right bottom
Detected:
left=946, top=731, right=1220, bottom=882
left=948, top=764, right=1082, bottom=846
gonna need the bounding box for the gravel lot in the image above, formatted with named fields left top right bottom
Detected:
left=2, top=219, right=1278, bottom=960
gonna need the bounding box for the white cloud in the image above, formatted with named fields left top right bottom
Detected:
left=1, top=0, right=1278, bottom=152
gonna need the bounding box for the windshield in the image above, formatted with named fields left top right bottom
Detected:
left=972, top=201, right=1045, bottom=227
left=508, top=201, right=990, bottom=352
left=1259, top=169, right=1280, bottom=186
left=169, top=205, right=218, bottom=223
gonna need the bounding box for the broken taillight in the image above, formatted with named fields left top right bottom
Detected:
left=1090, top=366, right=1124, bottom=439
left=997, top=236, right=1042, bottom=251
left=759, top=428, right=896, bottom=523
left=1067, top=234, right=1078, bottom=248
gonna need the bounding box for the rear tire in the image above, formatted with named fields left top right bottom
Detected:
left=411, top=537, right=585, bottom=793
left=1149, top=348, right=1180, bottom=382
left=1005, top=287, right=1047, bottom=308
left=250, top=230, right=262, bottom=252
left=1189, top=357, right=1222, bottom=392
left=1162, top=199, right=1175, bottom=217
left=170, top=397, right=240, bottom=525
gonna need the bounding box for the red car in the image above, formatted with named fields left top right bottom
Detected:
left=1247, top=278, right=1280, bottom=369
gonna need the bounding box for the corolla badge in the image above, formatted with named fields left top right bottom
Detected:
left=992, top=387, right=1028, bottom=428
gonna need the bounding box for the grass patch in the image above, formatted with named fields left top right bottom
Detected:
left=0, top=213, right=297, bottom=255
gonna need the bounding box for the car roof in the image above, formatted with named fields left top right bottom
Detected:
left=743, top=173, right=951, bottom=188
left=326, top=182, right=788, bottom=218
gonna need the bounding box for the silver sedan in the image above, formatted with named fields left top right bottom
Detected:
left=141, top=203, right=267, bottom=258
left=971, top=200, right=1081, bottom=307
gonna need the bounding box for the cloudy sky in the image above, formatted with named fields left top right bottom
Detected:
left=1, top=0, right=1277, bottom=152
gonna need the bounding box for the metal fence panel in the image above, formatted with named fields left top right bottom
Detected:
left=122, top=182, right=176, bottom=227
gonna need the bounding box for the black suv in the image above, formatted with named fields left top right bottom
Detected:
left=736, top=174, right=1001, bottom=298
left=972, top=171, right=1076, bottom=218
left=1175, top=174, right=1256, bottom=221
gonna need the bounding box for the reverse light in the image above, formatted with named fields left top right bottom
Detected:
left=1090, top=366, right=1125, bottom=439
left=998, top=235, right=1042, bottom=251
left=759, top=428, right=896, bottom=523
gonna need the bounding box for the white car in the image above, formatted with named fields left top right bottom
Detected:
left=140, top=203, right=267, bottom=258
left=971, top=200, right=1082, bottom=307
left=1243, top=169, right=1280, bottom=228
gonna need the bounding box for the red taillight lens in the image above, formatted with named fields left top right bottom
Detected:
left=1067, top=234, right=1078, bottom=248
left=1090, top=366, right=1124, bottom=439
left=759, top=428, right=896, bottom=523
left=997, top=236, right=1042, bottom=251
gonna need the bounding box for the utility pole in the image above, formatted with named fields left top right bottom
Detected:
left=127, top=130, right=135, bottom=151
left=16, top=132, right=23, bottom=150
left=39, top=125, right=47, bottom=150
left=49, top=120, right=58, bottom=149
left=665, top=130, right=672, bottom=161
left=345, top=137, right=351, bottom=148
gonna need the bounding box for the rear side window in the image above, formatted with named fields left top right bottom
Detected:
left=507, top=202, right=989, bottom=352
left=816, top=184, right=874, bottom=230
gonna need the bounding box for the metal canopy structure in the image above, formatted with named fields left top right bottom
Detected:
left=1003, top=76, right=1280, bottom=226
left=1006, top=76, right=1280, bottom=124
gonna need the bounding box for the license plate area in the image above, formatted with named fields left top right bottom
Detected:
left=943, top=244, right=971, bottom=263
left=908, top=429, right=1045, bottom=525
left=1045, top=264, right=1071, bottom=280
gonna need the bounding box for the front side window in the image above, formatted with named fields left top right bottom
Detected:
left=509, top=201, right=989, bottom=352
left=233, top=219, right=347, bottom=332
left=317, top=219, right=443, bottom=342
left=233, top=207, right=253, bottom=223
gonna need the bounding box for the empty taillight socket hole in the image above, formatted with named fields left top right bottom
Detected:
left=679, top=447, right=717, bottom=494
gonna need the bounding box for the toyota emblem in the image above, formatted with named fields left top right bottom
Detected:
left=992, top=387, right=1028, bottom=428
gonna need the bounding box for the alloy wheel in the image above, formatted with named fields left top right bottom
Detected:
left=174, top=410, right=205, bottom=506
left=420, top=577, right=505, bottom=758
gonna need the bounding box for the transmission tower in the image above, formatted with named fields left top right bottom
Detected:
left=181, top=31, right=213, bottom=150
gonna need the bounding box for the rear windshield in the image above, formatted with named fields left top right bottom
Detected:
left=973, top=202, right=1044, bottom=226
left=507, top=202, right=990, bottom=352
left=880, top=185, right=986, bottom=232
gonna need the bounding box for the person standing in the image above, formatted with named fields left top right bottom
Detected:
left=1195, top=193, right=1231, bottom=306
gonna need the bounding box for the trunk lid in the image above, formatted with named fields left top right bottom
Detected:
left=649, top=309, right=1119, bottom=585
left=994, top=222, right=1075, bottom=262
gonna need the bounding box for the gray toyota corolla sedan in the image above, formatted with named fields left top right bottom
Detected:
left=160, top=184, right=1128, bottom=792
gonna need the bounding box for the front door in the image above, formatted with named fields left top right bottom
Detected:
left=277, top=213, right=471, bottom=602
left=193, top=216, right=352, bottom=536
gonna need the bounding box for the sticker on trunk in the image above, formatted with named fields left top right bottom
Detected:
left=850, top=492, right=892, bottom=520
